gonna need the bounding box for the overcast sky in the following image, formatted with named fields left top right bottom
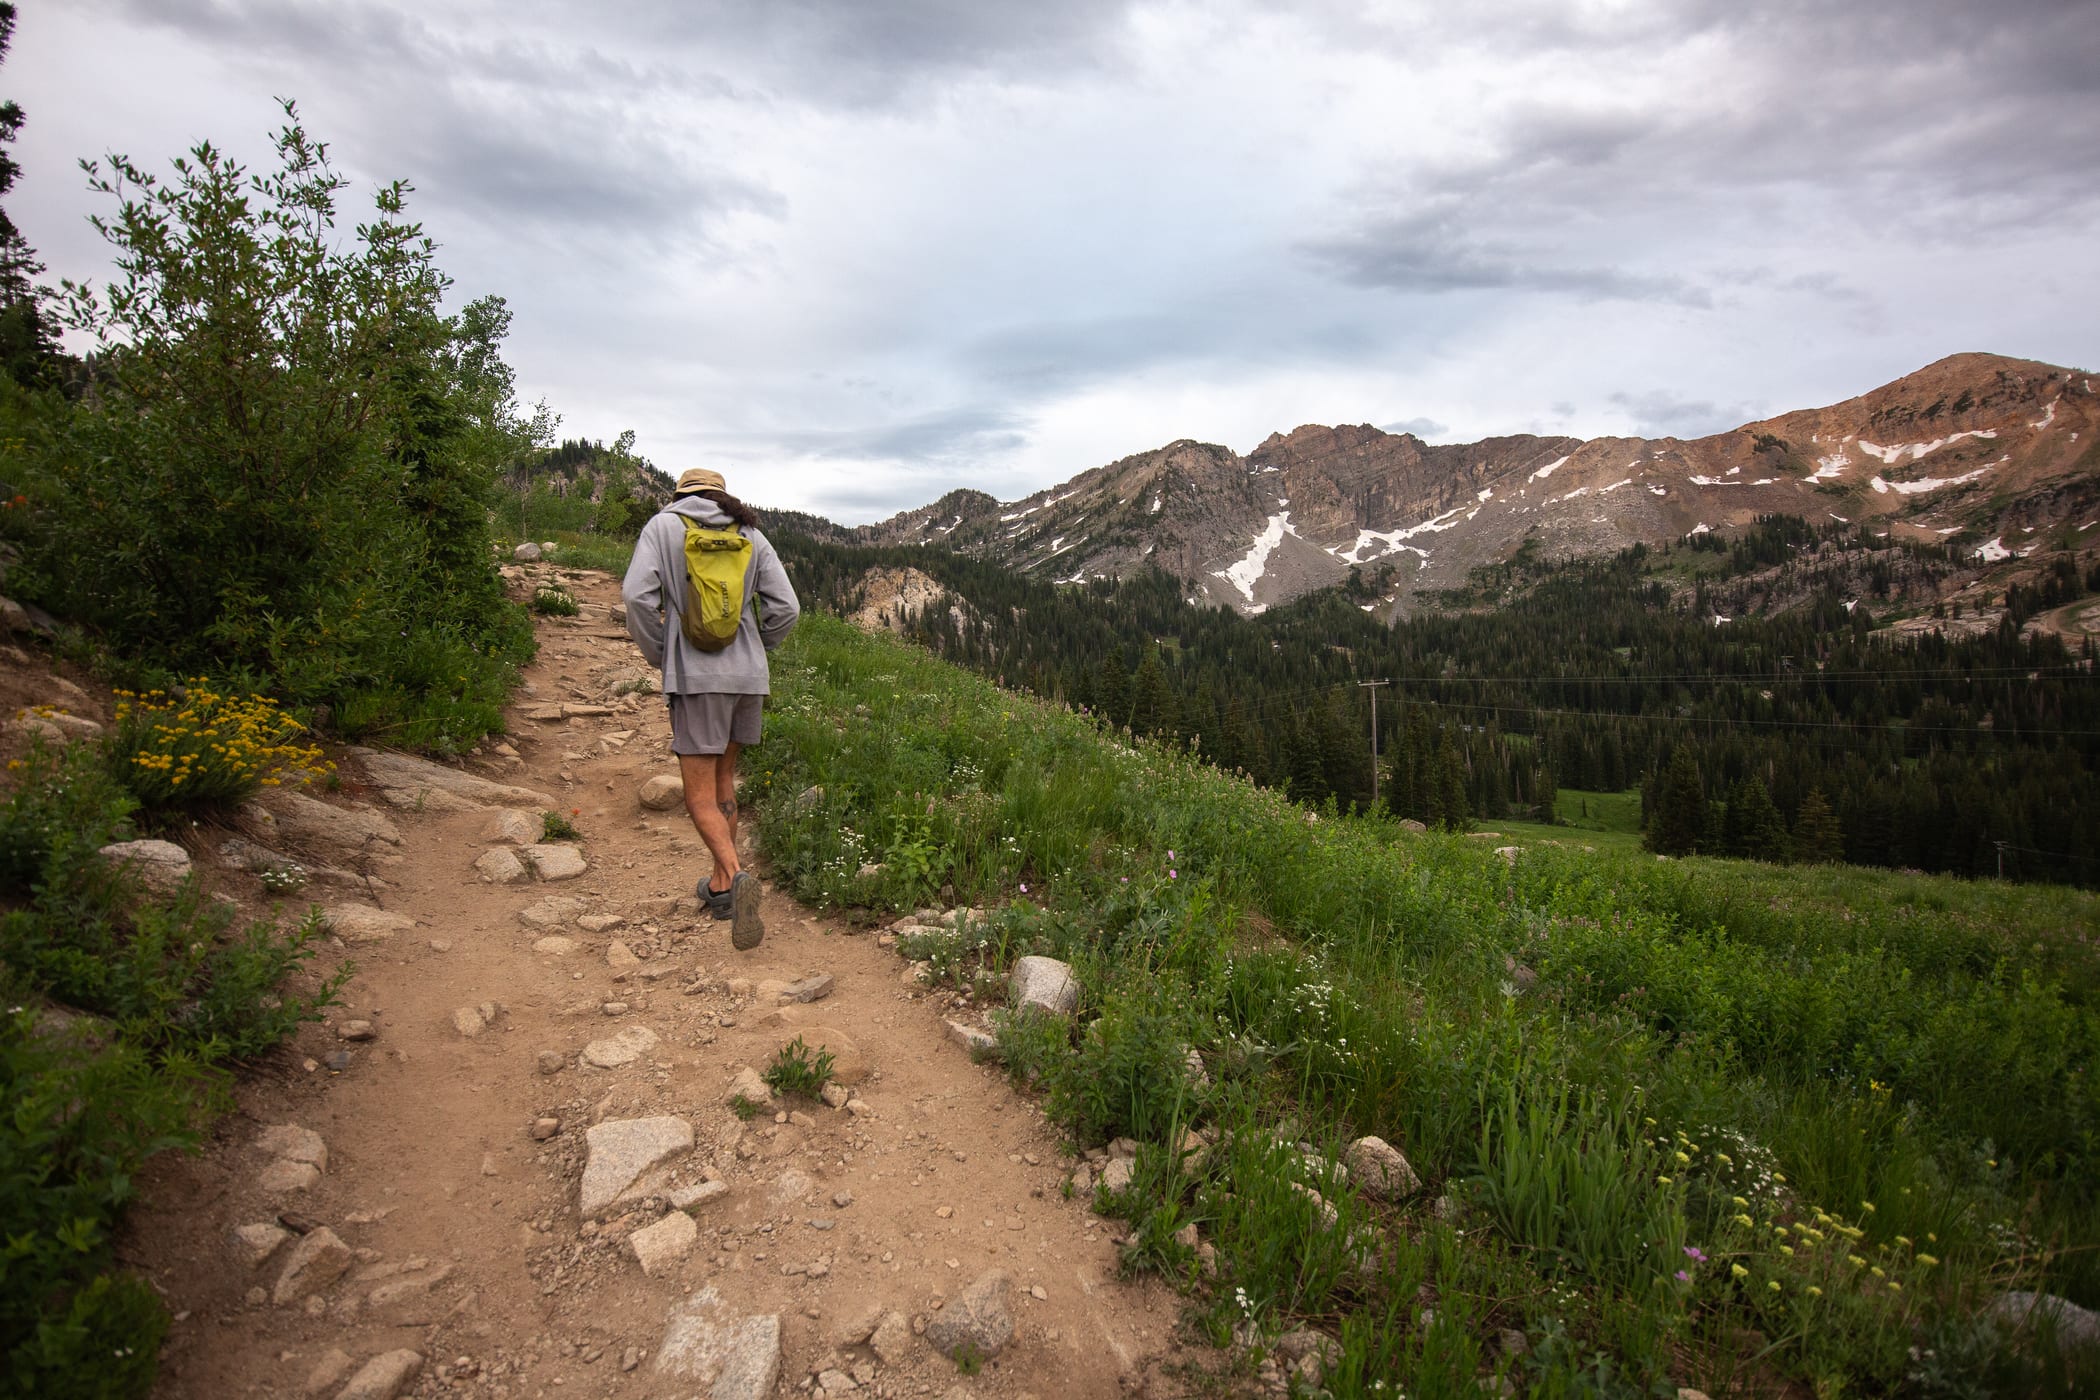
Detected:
left=14, top=1, right=2099, bottom=522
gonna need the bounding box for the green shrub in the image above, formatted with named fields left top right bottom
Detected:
left=531, top=584, right=579, bottom=616
left=762, top=1036, right=835, bottom=1100
left=541, top=809, right=580, bottom=841
left=0, top=994, right=209, bottom=1399
left=0, top=741, right=133, bottom=895
left=12, top=107, right=539, bottom=750
left=1045, top=988, right=1204, bottom=1147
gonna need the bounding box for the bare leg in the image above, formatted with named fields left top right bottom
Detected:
left=679, top=752, right=739, bottom=893
left=717, top=740, right=742, bottom=852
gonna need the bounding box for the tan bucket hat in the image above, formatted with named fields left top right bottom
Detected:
left=673, top=468, right=727, bottom=495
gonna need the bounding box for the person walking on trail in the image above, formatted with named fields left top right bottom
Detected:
left=621, top=468, right=800, bottom=951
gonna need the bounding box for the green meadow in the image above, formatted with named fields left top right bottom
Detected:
left=747, top=613, right=2100, bottom=1397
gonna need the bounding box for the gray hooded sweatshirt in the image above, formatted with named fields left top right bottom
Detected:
left=621, top=496, right=800, bottom=694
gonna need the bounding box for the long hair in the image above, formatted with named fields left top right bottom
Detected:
left=687, top=488, right=760, bottom=529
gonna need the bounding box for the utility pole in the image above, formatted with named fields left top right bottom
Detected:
left=1360, top=680, right=1391, bottom=806
left=1995, top=840, right=2007, bottom=880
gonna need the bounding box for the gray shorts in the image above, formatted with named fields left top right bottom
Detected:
left=667, top=693, right=763, bottom=755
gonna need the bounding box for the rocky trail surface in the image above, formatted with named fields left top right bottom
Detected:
left=126, top=563, right=1186, bottom=1400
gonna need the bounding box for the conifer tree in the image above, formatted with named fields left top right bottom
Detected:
left=1791, top=787, right=1844, bottom=864
left=1647, top=748, right=1704, bottom=855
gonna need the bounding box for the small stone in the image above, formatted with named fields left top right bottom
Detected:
left=832, top=1301, right=884, bottom=1348
left=302, top=1347, right=354, bottom=1395
left=537, top=1050, right=566, bottom=1075
left=779, top=973, right=834, bottom=1004
left=924, top=1270, right=1013, bottom=1361
left=580, top=913, right=627, bottom=934
left=869, top=1310, right=912, bottom=1366
left=945, top=1020, right=996, bottom=1056
left=532, top=935, right=578, bottom=956
left=244, top=1286, right=267, bottom=1308
left=232, top=1221, right=291, bottom=1268
left=845, top=1099, right=871, bottom=1117
left=638, top=774, right=685, bottom=811
left=256, top=1123, right=329, bottom=1172
left=517, top=896, right=587, bottom=928
left=669, top=1179, right=730, bottom=1210
left=579, top=1115, right=694, bottom=1216
left=324, top=1050, right=353, bottom=1072
left=521, top=843, right=588, bottom=881
left=1029, top=1284, right=1047, bottom=1300
left=530, top=1117, right=561, bottom=1141
left=602, top=1001, right=630, bottom=1016
left=582, top=1024, right=659, bottom=1068
left=606, top=939, right=642, bottom=970
left=97, top=838, right=192, bottom=892
left=337, top=1020, right=376, bottom=1042
left=819, top=1082, right=849, bottom=1109
left=428, top=938, right=452, bottom=952
left=258, top=1159, right=321, bottom=1193
left=832, top=1190, right=854, bottom=1208
left=817, top=1368, right=856, bottom=1393
left=628, top=1210, right=699, bottom=1276
left=479, top=809, right=541, bottom=845
left=452, top=1006, right=487, bottom=1038
left=723, top=1065, right=776, bottom=1107
left=1098, top=1158, right=1133, bottom=1193
left=472, top=847, right=529, bottom=884
left=1343, top=1135, right=1421, bottom=1200
left=271, top=1226, right=353, bottom=1305
left=1008, top=956, right=1079, bottom=1016
left=320, top=903, right=415, bottom=944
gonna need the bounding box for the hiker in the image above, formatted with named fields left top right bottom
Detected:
left=621, top=468, right=800, bottom=950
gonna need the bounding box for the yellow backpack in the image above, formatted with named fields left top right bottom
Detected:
left=677, top=518, right=754, bottom=652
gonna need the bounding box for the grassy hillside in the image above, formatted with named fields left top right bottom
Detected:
left=746, top=613, right=2100, bottom=1396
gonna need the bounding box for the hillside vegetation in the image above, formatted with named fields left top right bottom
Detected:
left=744, top=613, right=2100, bottom=1396
left=767, top=516, right=2100, bottom=887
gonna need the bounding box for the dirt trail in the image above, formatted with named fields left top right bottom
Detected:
left=129, top=564, right=1186, bottom=1400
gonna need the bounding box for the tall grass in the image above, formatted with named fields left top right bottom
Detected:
left=746, top=615, right=2100, bottom=1394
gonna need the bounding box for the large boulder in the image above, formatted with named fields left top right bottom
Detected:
left=1008, top=956, right=1079, bottom=1016
left=1987, top=1291, right=2100, bottom=1357
left=252, top=790, right=402, bottom=853
left=580, top=1116, right=693, bottom=1216
left=347, top=747, right=554, bottom=810
left=924, top=1270, right=1014, bottom=1361
left=97, top=839, right=192, bottom=893
left=513, top=542, right=542, bottom=562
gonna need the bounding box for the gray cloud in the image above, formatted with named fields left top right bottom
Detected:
left=1607, top=390, right=1765, bottom=440
left=16, top=0, right=2099, bottom=524
left=1380, top=417, right=1447, bottom=440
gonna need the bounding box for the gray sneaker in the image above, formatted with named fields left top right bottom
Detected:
left=698, top=878, right=732, bottom=921
left=729, top=870, right=764, bottom=951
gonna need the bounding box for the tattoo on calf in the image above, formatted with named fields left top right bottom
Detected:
left=717, top=800, right=737, bottom=819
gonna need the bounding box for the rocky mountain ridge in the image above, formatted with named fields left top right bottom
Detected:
left=846, top=353, right=2099, bottom=618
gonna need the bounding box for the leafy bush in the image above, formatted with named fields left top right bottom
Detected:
left=0, top=990, right=209, bottom=1398
left=12, top=106, right=541, bottom=750
left=0, top=741, right=133, bottom=895
left=108, top=685, right=328, bottom=815
left=762, top=1036, right=835, bottom=1100
left=541, top=809, right=580, bottom=841
left=0, top=722, right=342, bottom=1393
